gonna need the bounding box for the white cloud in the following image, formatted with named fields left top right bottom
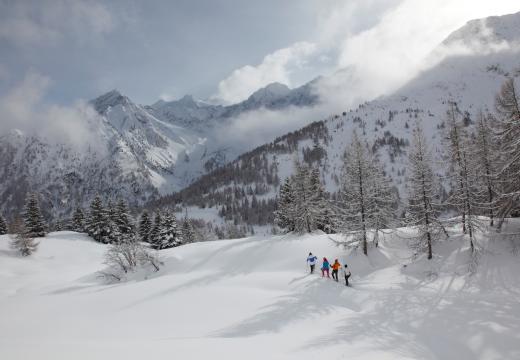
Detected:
left=213, top=0, right=520, bottom=108
left=212, top=42, right=317, bottom=104
left=0, top=71, right=104, bottom=152
left=0, top=0, right=114, bottom=47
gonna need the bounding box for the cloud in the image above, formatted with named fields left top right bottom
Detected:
left=212, top=105, right=333, bottom=154
left=0, top=71, right=104, bottom=152
left=213, top=0, right=520, bottom=110
left=212, top=42, right=318, bottom=104
left=0, top=0, right=114, bottom=47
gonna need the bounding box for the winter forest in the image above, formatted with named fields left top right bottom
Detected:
left=2, top=3, right=520, bottom=360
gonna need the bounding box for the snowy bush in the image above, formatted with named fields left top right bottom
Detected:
left=100, top=238, right=162, bottom=282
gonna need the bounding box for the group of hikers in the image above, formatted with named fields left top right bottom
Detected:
left=306, top=252, right=351, bottom=286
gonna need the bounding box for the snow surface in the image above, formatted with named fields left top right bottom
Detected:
left=1, top=225, right=520, bottom=359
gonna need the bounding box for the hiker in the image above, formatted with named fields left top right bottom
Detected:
left=307, top=252, right=318, bottom=274
left=321, top=257, right=330, bottom=278
left=331, top=259, right=341, bottom=282
left=341, top=264, right=351, bottom=286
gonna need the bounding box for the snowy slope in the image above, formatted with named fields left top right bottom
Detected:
left=1, top=222, right=520, bottom=359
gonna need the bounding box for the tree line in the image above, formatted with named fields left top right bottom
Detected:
left=275, top=78, right=520, bottom=260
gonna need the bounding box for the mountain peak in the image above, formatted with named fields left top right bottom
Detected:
left=91, top=89, right=132, bottom=114
left=442, top=11, right=520, bottom=49
left=247, top=82, right=291, bottom=103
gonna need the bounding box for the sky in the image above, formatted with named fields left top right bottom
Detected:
left=0, top=0, right=519, bottom=109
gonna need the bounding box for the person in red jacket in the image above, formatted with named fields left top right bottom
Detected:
left=331, top=259, right=341, bottom=282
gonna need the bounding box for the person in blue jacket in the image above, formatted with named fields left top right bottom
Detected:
left=307, top=252, right=318, bottom=274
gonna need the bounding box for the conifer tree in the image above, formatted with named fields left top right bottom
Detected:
left=10, top=217, right=38, bottom=256
left=406, top=124, right=446, bottom=260
left=274, top=177, right=296, bottom=232
left=0, top=214, right=7, bottom=235
left=114, top=199, right=134, bottom=238
left=491, top=78, right=520, bottom=227
left=149, top=212, right=163, bottom=249
left=181, top=211, right=196, bottom=244
left=71, top=207, right=85, bottom=232
left=86, top=195, right=113, bottom=243
left=291, top=160, right=317, bottom=233
left=138, top=210, right=152, bottom=243
left=154, top=211, right=182, bottom=249
left=309, top=167, right=332, bottom=233
left=22, top=193, right=46, bottom=238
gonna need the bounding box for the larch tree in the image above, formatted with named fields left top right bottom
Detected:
left=445, top=104, right=481, bottom=252
left=338, top=131, right=395, bottom=255
left=445, top=103, right=467, bottom=233
left=472, top=111, right=497, bottom=226
left=492, top=78, right=520, bottom=227
left=22, top=193, right=46, bottom=238
left=406, top=123, right=447, bottom=260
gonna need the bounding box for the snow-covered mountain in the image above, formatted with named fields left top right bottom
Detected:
left=2, top=11, right=520, bottom=224
left=167, top=11, right=520, bottom=227
left=0, top=77, right=319, bottom=220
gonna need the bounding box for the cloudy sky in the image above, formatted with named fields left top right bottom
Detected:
left=0, top=0, right=519, bottom=107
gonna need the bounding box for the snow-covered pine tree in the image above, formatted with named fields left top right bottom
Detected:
left=86, top=195, right=113, bottom=243
left=0, top=214, right=7, bottom=235
left=181, top=211, right=196, bottom=244
left=406, top=123, right=446, bottom=260
left=149, top=211, right=163, bottom=249
left=157, top=211, right=182, bottom=249
left=114, top=199, right=134, bottom=238
left=71, top=207, right=85, bottom=232
left=472, top=112, right=497, bottom=226
left=107, top=201, right=117, bottom=224
left=309, top=167, right=333, bottom=233
left=138, top=210, right=152, bottom=243
left=492, top=78, right=520, bottom=227
left=22, top=193, right=46, bottom=238
left=274, top=177, right=296, bottom=232
left=291, top=160, right=317, bottom=233
left=338, top=131, right=393, bottom=255
left=10, top=217, right=38, bottom=256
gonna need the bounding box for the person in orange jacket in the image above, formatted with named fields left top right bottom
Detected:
left=331, top=259, right=341, bottom=282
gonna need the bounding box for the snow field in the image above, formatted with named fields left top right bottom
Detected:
left=1, top=226, right=519, bottom=359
